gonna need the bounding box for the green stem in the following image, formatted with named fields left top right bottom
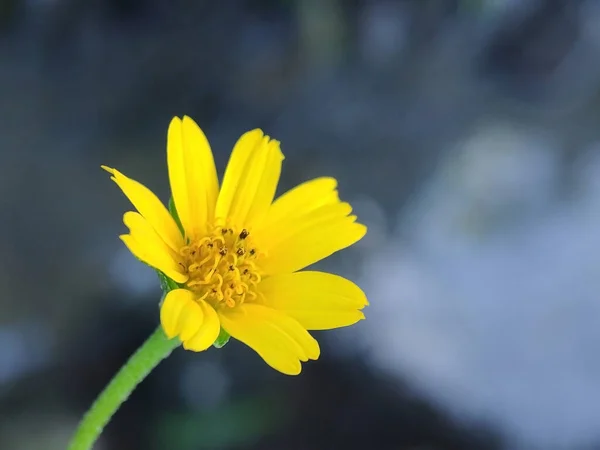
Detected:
left=67, top=326, right=180, bottom=450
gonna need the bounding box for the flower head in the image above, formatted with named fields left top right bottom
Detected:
left=103, top=116, right=367, bottom=375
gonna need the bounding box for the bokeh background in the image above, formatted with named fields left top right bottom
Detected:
left=2, top=0, right=600, bottom=449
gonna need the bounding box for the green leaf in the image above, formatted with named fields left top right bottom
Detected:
left=213, top=327, right=230, bottom=348
left=168, top=197, right=184, bottom=236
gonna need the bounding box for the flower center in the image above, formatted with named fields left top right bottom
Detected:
left=179, top=227, right=261, bottom=308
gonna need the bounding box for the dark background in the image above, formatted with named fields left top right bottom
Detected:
left=2, top=0, right=600, bottom=449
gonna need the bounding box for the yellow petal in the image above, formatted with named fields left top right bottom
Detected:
left=260, top=218, right=365, bottom=275
left=215, top=130, right=284, bottom=230
left=177, top=300, right=204, bottom=341
left=284, top=310, right=365, bottom=330
left=253, top=176, right=366, bottom=274
left=183, top=300, right=221, bottom=352
left=255, top=201, right=353, bottom=250
left=256, top=196, right=367, bottom=274
left=262, top=177, right=339, bottom=228
left=120, top=234, right=188, bottom=284
left=218, top=304, right=319, bottom=375
left=121, top=212, right=188, bottom=283
left=167, top=116, right=219, bottom=240
left=214, top=130, right=262, bottom=223
left=257, top=271, right=367, bottom=330
left=160, top=289, right=203, bottom=340
left=102, top=166, right=183, bottom=252
left=123, top=211, right=180, bottom=263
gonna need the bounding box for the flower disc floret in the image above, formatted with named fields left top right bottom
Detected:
left=180, top=226, right=261, bottom=308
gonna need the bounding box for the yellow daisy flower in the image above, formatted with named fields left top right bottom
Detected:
left=102, top=116, right=367, bottom=375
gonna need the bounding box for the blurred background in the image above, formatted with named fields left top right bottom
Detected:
left=2, top=0, right=600, bottom=449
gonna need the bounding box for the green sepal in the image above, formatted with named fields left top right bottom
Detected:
left=160, top=197, right=184, bottom=298
left=213, top=327, right=230, bottom=348
left=168, top=197, right=184, bottom=236
left=157, top=270, right=180, bottom=295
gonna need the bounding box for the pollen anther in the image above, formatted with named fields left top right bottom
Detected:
left=180, top=226, right=260, bottom=308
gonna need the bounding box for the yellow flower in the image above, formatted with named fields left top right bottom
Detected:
left=102, top=116, right=367, bottom=375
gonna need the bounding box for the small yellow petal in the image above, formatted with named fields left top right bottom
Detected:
left=160, top=289, right=203, bottom=340
left=103, top=166, right=183, bottom=252
left=182, top=300, right=221, bottom=352
left=258, top=271, right=367, bottom=330
left=160, top=289, right=193, bottom=338
left=218, top=304, right=319, bottom=375
left=215, top=130, right=283, bottom=229
left=167, top=116, right=219, bottom=240
left=120, top=234, right=188, bottom=284
left=177, top=300, right=204, bottom=341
